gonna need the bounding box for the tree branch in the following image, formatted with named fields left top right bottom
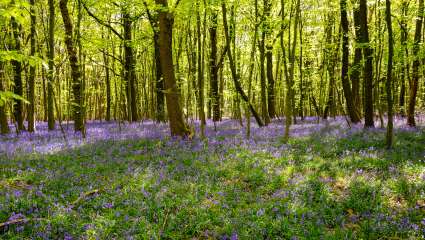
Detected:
left=81, top=1, right=123, bottom=40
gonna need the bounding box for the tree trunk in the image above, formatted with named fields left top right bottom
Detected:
left=284, top=0, right=300, bottom=140
left=323, top=15, right=335, bottom=120
left=102, top=35, right=111, bottom=121
left=123, top=11, right=138, bottom=122
left=197, top=1, right=206, bottom=137
left=246, top=0, right=259, bottom=137
left=359, top=0, right=374, bottom=128
left=0, top=62, right=10, bottom=134
left=28, top=0, right=36, bottom=132
left=407, top=0, right=424, bottom=126
left=259, top=0, right=270, bottom=125
left=222, top=2, right=264, bottom=127
left=11, top=15, right=25, bottom=131
left=385, top=0, right=394, bottom=148
left=264, top=0, right=275, bottom=119
left=351, top=5, right=362, bottom=114
left=145, top=6, right=165, bottom=123
left=340, top=0, right=361, bottom=123
left=154, top=32, right=165, bottom=122
left=210, top=11, right=220, bottom=123
left=47, top=0, right=55, bottom=130
left=59, top=0, right=85, bottom=133
left=297, top=19, right=303, bottom=120
left=399, top=1, right=408, bottom=116
left=156, top=0, right=189, bottom=136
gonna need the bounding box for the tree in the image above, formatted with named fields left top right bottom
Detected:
left=123, top=8, right=138, bottom=122
left=144, top=2, right=165, bottom=122
left=283, top=0, right=300, bottom=141
left=155, top=0, right=190, bottom=136
left=196, top=1, right=206, bottom=137
left=385, top=0, right=394, bottom=148
left=398, top=1, right=408, bottom=116
left=59, top=0, right=85, bottom=133
left=47, top=0, right=55, bottom=130
left=351, top=2, right=363, bottom=115
left=340, top=0, right=361, bottom=123
left=0, top=62, right=10, bottom=134
left=209, top=7, right=227, bottom=123
left=259, top=0, right=271, bottom=125
left=264, top=0, right=275, bottom=119
left=407, top=0, right=424, bottom=127
left=28, top=0, right=36, bottom=132
left=358, top=0, right=374, bottom=128
left=11, top=9, right=25, bottom=131
left=222, top=2, right=264, bottom=128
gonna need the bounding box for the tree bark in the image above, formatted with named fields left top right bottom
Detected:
left=47, top=0, right=55, bottom=130
left=340, top=0, right=361, bottom=123
left=399, top=1, right=408, bottom=116
left=197, top=1, right=206, bottom=136
left=259, top=0, right=270, bottom=125
left=0, top=62, right=10, bottom=134
left=145, top=5, right=165, bottom=122
left=351, top=4, right=362, bottom=116
left=59, top=0, right=85, bottom=133
left=123, top=10, right=138, bottom=122
left=102, top=33, right=111, bottom=121
left=407, top=0, right=424, bottom=126
left=210, top=10, right=220, bottom=122
left=385, top=0, right=394, bottom=148
left=155, top=0, right=190, bottom=136
left=11, top=15, right=25, bottom=131
left=28, top=0, right=36, bottom=132
left=358, top=0, right=374, bottom=128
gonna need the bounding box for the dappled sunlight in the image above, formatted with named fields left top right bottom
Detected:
left=0, top=118, right=424, bottom=239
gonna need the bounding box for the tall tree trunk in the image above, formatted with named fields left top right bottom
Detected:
left=385, top=0, right=394, bottom=148
left=297, top=19, right=303, bottom=120
left=145, top=6, right=165, bottom=122
left=340, top=0, right=361, bottom=123
left=47, top=0, right=55, bottom=130
left=102, top=33, right=111, bottom=121
left=11, top=15, right=25, bottom=131
left=407, top=0, right=424, bottom=126
left=210, top=10, right=220, bottom=123
left=323, top=14, right=335, bottom=120
left=399, top=1, right=408, bottom=116
left=351, top=4, right=362, bottom=116
left=0, top=62, right=10, bottom=134
left=246, top=0, right=259, bottom=137
left=28, top=0, right=36, bottom=132
left=259, top=0, right=270, bottom=125
left=359, top=0, right=374, bottom=128
left=222, top=2, right=264, bottom=127
left=264, top=0, right=275, bottom=119
left=197, top=1, right=206, bottom=137
left=123, top=10, right=138, bottom=122
left=154, top=33, right=165, bottom=122
left=155, top=0, right=189, bottom=136
left=284, top=0, right=301, bottom=140
left=59, top=0, right=85, bottom=133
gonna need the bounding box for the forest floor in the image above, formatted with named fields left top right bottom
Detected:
left=0, top=117, right=424, bottom=239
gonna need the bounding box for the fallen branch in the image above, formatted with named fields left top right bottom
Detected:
left=0, top=217, right=45, bottom=229
left=68, top=189, right=102, bottom=210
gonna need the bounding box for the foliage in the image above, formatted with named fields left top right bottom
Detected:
left=0, top=118, right=424, bottom=239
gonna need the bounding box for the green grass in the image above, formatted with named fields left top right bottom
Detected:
left=1, top=128, right=424, bottom=239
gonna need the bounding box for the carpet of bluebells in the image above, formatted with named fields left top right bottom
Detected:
left=0, top=116, right=424, bottom=239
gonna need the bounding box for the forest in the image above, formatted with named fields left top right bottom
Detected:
left=0, top=0, right=424, bottom=238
